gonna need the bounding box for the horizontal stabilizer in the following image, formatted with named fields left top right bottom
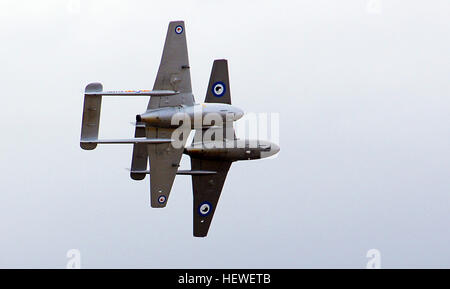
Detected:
left=81, top=138, right=172, bottom=145
left=129, top=169, right=217, bottom=175
left=85, top=90, right=179, bottom=96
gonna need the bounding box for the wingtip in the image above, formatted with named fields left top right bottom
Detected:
left=130, top=172, right=146, bottom=181
left=193, top=232, right=208, bottom=238
left=168, top=20, right=185, bottom=27
left=151, top=203, right=167, bottom=208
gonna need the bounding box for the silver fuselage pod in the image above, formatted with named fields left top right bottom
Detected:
left=137, top=103, right=244, bottom=128
left=184, top=139, right=280, bottom=161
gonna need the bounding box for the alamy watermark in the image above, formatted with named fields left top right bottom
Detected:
left=66, top=249, right=81, bottom=269
left=366, top=249, right=381, bottom=269
left=168, top=110, right=280, bottom=152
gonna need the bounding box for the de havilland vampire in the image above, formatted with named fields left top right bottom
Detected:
left=80, top=21, right=280, bottom=236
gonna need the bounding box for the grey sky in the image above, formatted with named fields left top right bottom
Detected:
left=0, top=0, right=449, bottom=268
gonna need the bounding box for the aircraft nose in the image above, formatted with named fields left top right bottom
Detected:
left=234, top=107, right=244, bottom=120
left=260, top=142, right=280, bottom=159
left=270, top=143, right=280, bottom=155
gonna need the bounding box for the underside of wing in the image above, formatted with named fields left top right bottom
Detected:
left=191, top=158, right=232, bottom=237
left=148, top=21, right=194, bottom=109
left=146, top=126, right=190, bottom=207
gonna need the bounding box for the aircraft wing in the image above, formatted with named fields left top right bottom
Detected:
left=131, top=21, right=194, bottom=180
left=146, top=126, right=190, bottom=208
left=189, top=59, right=236, bottom=236
left=191, top=157, right=232, bottom=237
left=147, top=21, right=194, bottom=109
left=205, top=59, right=231, bottom=104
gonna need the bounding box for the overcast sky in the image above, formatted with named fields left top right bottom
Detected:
left=0, top=0, right=449, bottom=268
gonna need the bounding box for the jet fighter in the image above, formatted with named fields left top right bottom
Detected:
left=80, top=21, right=280, bottom=237
left=80, top=21, right=244, bottom=207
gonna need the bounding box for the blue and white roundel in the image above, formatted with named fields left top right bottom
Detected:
left=198, top=202, right=212, bottom=216
left=175, top=25, right=183, bottom=34
left=158, top=195, right=167, bottom=204
left=212, top=81, right=226, bottom=97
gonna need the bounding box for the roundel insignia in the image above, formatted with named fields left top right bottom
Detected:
left=175, top=25, right=183, bottom=34
left=198, top=201, right=212, bottom=216
left=212, top=81, right=226, bottom=97
left=158, top=195, right=167, bottom=204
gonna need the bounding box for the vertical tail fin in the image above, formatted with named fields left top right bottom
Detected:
left=80, top=82, right=103, bottom=150
left=130, top=122, right=148, bottom=180
left=204, top=59, right=231, bottom=104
